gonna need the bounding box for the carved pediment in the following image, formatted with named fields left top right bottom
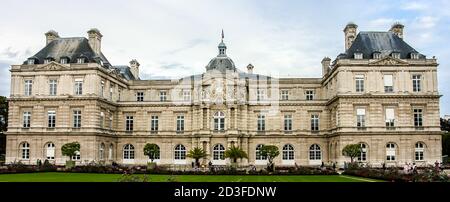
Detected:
left=34, top=61, right=70, bottom=71
left=369, top=57, right=409, bottom=66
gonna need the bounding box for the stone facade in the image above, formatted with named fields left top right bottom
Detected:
left=5, top=23, right=442, bottom=168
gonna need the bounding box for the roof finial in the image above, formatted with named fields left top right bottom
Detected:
left=221, top=29, right=224, bottom=42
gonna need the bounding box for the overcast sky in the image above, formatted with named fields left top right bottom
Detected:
left=1, top=0, right=449, bottom=115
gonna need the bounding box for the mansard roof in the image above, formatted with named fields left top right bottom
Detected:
left=112, top=65, right=136, bottom=80
left=25, top=37, right=111, bottom=67
left=339, top=31, right=426, bottom=59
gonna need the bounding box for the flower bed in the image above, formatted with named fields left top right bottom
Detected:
left=343, top=165, right=449, bottom=182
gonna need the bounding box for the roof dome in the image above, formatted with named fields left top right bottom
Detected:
left=205, top=30, right=236, bottom=72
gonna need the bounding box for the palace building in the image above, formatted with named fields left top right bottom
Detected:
left=5, top=23, right=442, bottom=167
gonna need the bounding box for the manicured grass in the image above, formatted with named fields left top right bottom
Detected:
left=0, top=172, right=382, bottom=182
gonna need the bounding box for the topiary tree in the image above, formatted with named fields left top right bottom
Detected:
left=342, top=144, right=362, bottom=163
left=61, top=142, right=80, bottom=168
left=259, top=145, right=280, bottom=172
left=224, top=146, right=248, bottom=165
left=186, top=147, right=207, bottom=167
left=143, top=143, right=160, bottom=163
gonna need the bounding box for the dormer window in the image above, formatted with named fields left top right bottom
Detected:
left=410, top=53, right=419, bottom=60
left=77, top=58, right=85, bottom=64
left=391, top=52, right=400, bottom=59
left=60, top=58, right=68, bottom=64
left=354, top=53, right=363, bottom=60
left=44, top=58, right=53, bottom=64
left=27, top=59, right=35, bottom=65
left=373, top=52, right=381, bottom=59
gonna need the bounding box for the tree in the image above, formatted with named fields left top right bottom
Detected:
left=259, top=145, right=280, bottom=172
left=224, top=146, right=248, bottom=164
left=0, top=96, right=7, bottom=157
left=186, top=147, right=207, bottom=166
left=143, top=143, right=160, bottom=163
left=342, top=144, right=362, bottom=163
left=61, top=142, right=80, bottom=168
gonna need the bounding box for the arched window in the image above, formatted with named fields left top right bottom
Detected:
left=386, top=143, right=396, bottom=161
left=213, top=111, right=225, bottom=131
left=357, top=143, right=368, bottom=162
left=256, top=144, right=267, bottom=160
left=99, top=143, right=105, bottom=160
left=309, top=144, right=321, bottom=160
left=45, top=142, right=55, bottom=160
left=108, top=144, right=113, bottom=160
left=213, top=144, right=225, bottom=160
left=174, top=144, right=186, bottom=160
left=20, top=142, right=30, bottom=160
left=123, top=144, right=135, bottom=160
left=282, top=144, right=294, bottom=160
left=415, top=142, right=425, bottom=161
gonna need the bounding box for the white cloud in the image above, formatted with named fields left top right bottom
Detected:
left=402, top=2, right=428, bottom=11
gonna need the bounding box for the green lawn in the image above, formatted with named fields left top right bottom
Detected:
left=0, top=172, right=382, bottom=182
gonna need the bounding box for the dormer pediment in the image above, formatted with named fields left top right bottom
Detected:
left=34, top=61, right=70, bottom=71
left=369, top=56, right=409, bottom=66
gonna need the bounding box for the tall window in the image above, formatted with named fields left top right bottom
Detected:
left=357, top=143, right=367, bottom=161
left=126, top=116, right=134, bottom=131
left=123, top=144, right=135, bottom=160
left=23, top=111, right=31, bottom=128
left=74, top=80, right=83, bottom=95
left=284, top=115, right=292, bottom=131
left=49, top=79, right=57, bottom=96
left=309, top=144, right=321, bottom=160
left=213, top=111, right=225, bottom=131
left=386, top=143, right=396, bottom=161
left=109, top=85, right=114, bottom=100
left=311, top=114, right=319, bottom=131
left=99, top=143, right=105, bottom=160
left=257, top=89, right=265, bottom=101
left=306, top=90, right=315, bottom=100
left=281, top=90, right=289, bottom=101
left=356, top=109, right=365, bottom=128
left=355, top=75, right=364, bottom=92
left=109, top=115, right=113, bottom=129
left=176, top=115, right=185, bottom=132
left=46, top=143, right=55, bottom=160
left=100, top=81, right=105, bottom=97
left=385, top=108, right=395, bottom=127
left=415, top=142, right=425, bottom=161
left=21, top=142, right=30, bottom=160
left=257, top=114, right=265, bottom=131
left=151, top=115, right=159, bottom=132
left=48, top=111, right=56, bottom=128
left=183, top=90, right=191, bottom=101
left=136, top=92, right=144, bottom=102
left=413, top=108, right=423, bottom=127
left=160, top=91, right=167, bottom=102
left=256, top=144, right=267, bottom=160
left=24, top=80, right=33, bottom=96
left=282, top=144, right=294, bottom=160
left=99, top=112, right=104, bottom=128
left=73, top=110, right=81, bottom=128
left=412, top=75, right=421, bottom=92
left=384, top=75, right=393, bottom=93
left=213, top=144, right=225, bottom=160
left=174, top=144, right=186, bottom=160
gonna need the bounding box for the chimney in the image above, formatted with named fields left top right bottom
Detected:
left=87, top=28, right=103, bottom=55
left=321, top=57, right=331, bottom=76
left=247, top=64, right=254, bottom=74
left=45, top=30, right=59, bottom=45
left=343, top=22, right=358, bottom=51
left=390, top=22, right=404, bottom=39
left=130, top=59, right=140, bottom=79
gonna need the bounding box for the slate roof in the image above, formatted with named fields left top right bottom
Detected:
left=113, top=65, right=136, bottom=80
left=26, top=37, right=111, bottom=67
left=339, top=31, right=426, bottom=59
